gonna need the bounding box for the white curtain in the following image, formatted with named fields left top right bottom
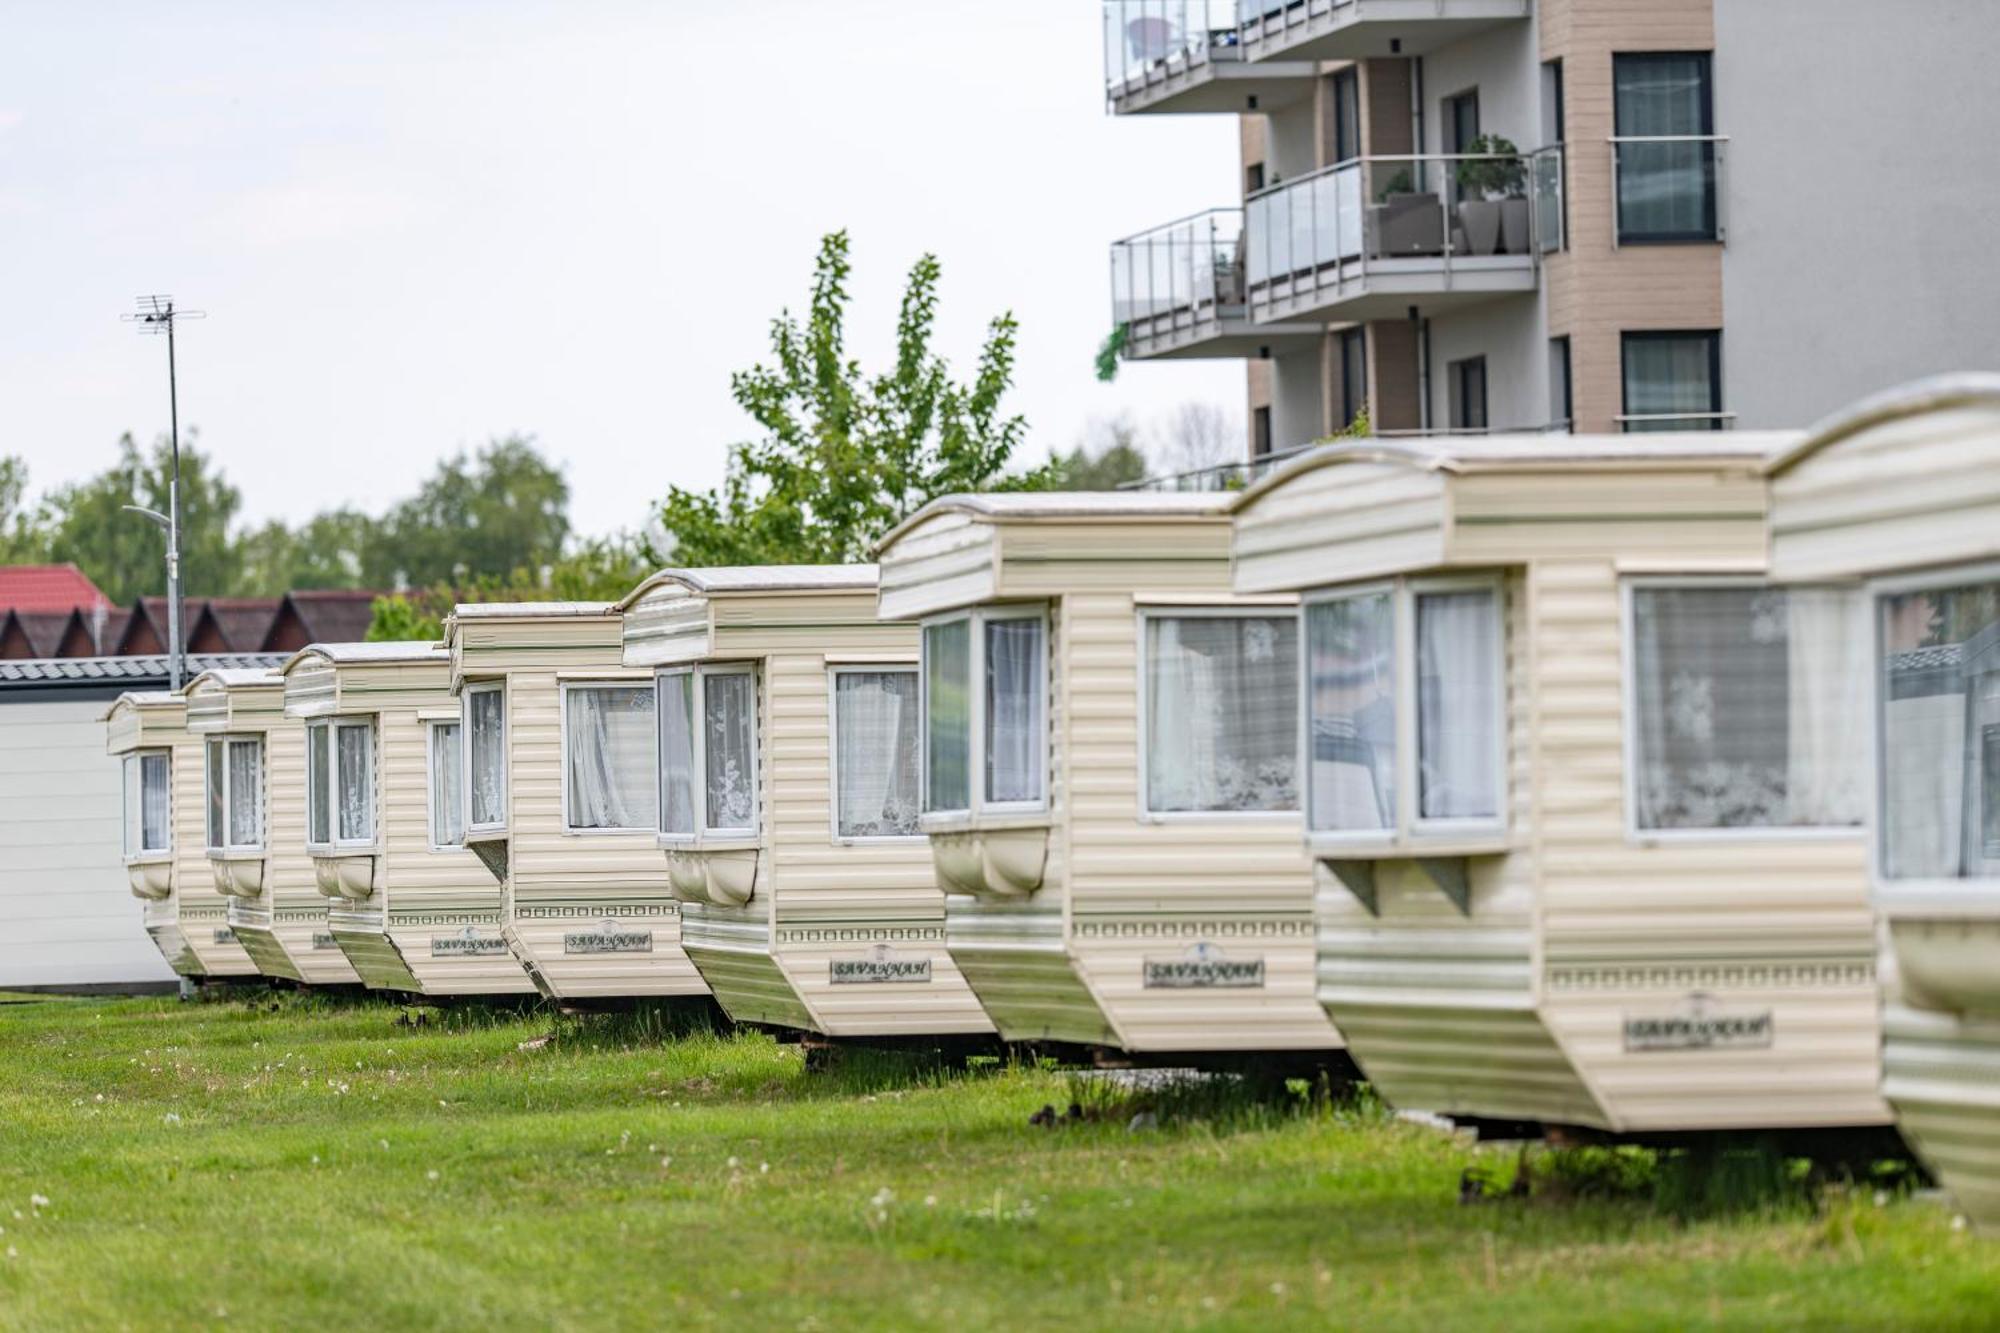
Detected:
left=337, top=723, right=373, bottom=842
left=984, top=618, right=1044, bottom=804
left=227, top=738, right=262, bottom=847
left=430, top=722, right=464, bottom=846
left=140, top=754, right=170, bottom=852
left=1785, top=589, right=1870, bottom=828
left=566, top=686, right=657, bottom=830
left=704, top=672, right=756, bottom=831
left=836, top=671, right=921, bottom=837
left=924, top=621, right=972, bottom=812
left=659, top=672, right=698, bottom=835
left=1417, top=591, right=1500, bottom=820
left=1306, top=593, right=1396, bottom=832
left=1146, top=616, right=1297, bottom=812
left=307, top=723, right=332, bottom=845
left=206, top=737, right=225, bottom=848
left=468, top=689, right=505, bottom=826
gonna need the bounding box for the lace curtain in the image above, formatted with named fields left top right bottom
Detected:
left=704, top=672, right=756, bottom=832
left=566, top=686, right=657, bottom=830
left=307, top=723, right=332, bottom=845
left=1416, top=591, right=1501, bottom=820
left=984, top=618, right=1044, bottom=805
left=1879, top=580, right=2000, bottom=878
left=659, top=673, right=697, bottom=835
left=1306, top=593, right=1396, bottom=832
left=468, top=688, right=505, bottom=827
left=430, top=722, right=464, bottom=846
left=337, top=723, right=373, bottom=842
left=924, top=621, right=971, bottom=812
left=836, top=671, right=921, bottom=836
left=1146, top=616, right=1298, bottom=812
left=227, top=738, right=262, bottom=847
left=131, top=753, right=170, bottom=853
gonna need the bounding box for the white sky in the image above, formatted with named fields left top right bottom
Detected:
left=0, top=1, right=1245, bottom=538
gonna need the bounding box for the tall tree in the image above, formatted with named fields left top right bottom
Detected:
left=655, top=231, right=1058, bottom=568
left=1053, top=416, right=1150, bottom=490
left=0, top=457, right=47, bottom=564
left=234, top=508, right=378, bottom=596
left=365, top=437, right=570, bottom=589
left=36, top=433, right=243, bottom=606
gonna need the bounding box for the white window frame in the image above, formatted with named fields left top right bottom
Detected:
left=558, top=679, right=658, bottom=836
left=654, top=662, right=760, bottom=846
left=205, top=733, right=266, bottom=855
left=425, top=719, right=464, bottom=852
left=919, top=605, right=1051, bottom=821
left=1300, top=574, right=1509, bottom=849
left=1135, top=605, right=1300, bottom=823
left=1866, top=558, right=2000, bottom=905
left=306, top=717, right=376, bottom=853
left=123, top=749, right=173, bottom=861
left=1620, top=575, right=1865, bottom=845
left=827, top=662, right=925, bottom=844
left=461, top=681, right=508, bottom=837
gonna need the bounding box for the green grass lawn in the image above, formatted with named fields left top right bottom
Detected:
left=0, top=992, right=1994, bottom=1331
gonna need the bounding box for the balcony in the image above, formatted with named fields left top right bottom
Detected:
left=1238, top=0, right=1531, bottom=62
left=1103, top=1, right=1315, bottom=115
left=1110, top=209, right=1319, bottom=360
left=1245, top=149, right=1562, bottom=324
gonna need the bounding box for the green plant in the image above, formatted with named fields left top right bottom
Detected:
left=1374, top=168, right=1414, bottom=202
left=1455, top=134, right=1526, bottom=199
left=1095, top=323, right=1129, bottom=383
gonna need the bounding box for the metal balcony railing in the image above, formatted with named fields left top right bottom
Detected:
left=1610, top=135, right=1727, bottom=245
left=1102, top=1, right=1242, bottom=99
left=1109, top=208, right=1246, bottom=349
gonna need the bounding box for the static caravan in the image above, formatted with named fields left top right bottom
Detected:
left=102, top=690, right=235, bottom=977
left=873, top=494, right=1341, bottom=1058
left=279, top=642, right=534, bottom=996
left=1228, top=435, right=1892, bottom=1136
left=183, top=668, right=359, bottom=986
left=616, top=567, right=990, bottom=1037
left=1768, top=374, right=2000, bottom=1221
left=443, top=601, right=705, bottom=999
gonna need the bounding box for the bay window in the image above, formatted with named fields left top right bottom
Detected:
left=306, top=718, right=375, bottom=851
left=122, top=751, right=171, bottom=859
left=428, top=721, right=464, bottom=849
left=831, top=667, right=922, bottom=839
left=655, top=664, right=758, bottom=841
left=1304, top=579, right=1505, bottom=841
left=205, top=735, right=264, bottom=853
left=563, top=683, right=658, bottom=832
left=1627, top=583, right=1868, bottom=834
left=921, top=608, right=1047, bottom=816
left=463, top=683, right=506, bottom=834
left=1143, top=612, right=1298, bottom=814
left=1877, top=572, right=2000, bottom=880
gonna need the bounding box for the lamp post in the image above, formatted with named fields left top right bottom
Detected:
left=122, top=296, right=202, bottom=690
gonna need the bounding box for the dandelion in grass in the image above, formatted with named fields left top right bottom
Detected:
left=29, top=1195, right=48, bottom=1210
left=427, top=1170, right=440, bottom=1182
left=163, top=1112, right=181, bottom=1125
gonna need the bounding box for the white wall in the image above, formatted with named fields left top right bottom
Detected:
left=1265, top=98, right=1319, bottom=182
left=1268, top=344, right=1325, bottom=450
left=0, top=697, right=174, bottom=989
left=1427, top=298, right=1548, bottom=431
left=1716, top=0, right=2000, bottom=429
left=1420, top=21, right=1541, bottom=154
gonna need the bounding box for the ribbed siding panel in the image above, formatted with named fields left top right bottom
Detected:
left=170, top=717, right=256, bottom=977
left=1883, top=1000, right=2000, bottom=1229
left=620, top=591, right=712, bottom=668
left=876, top=511, right=996, bottom=621
left=1232, top=461, right=1448, bottom=595
left=682, top=907, right=819, bottom=1030
left=946, top=893, right=1115, bottom=1046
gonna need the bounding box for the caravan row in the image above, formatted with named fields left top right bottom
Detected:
left=102, top=375, right=2000, bottom=1226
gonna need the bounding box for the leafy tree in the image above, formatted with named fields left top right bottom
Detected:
left=36, top=433, right=243, bottom=606
left=364, top=592, right=440, bottom=643
left=234, top=509, right=377, bottom=596
left=654, top=231, right=1059, bottom=568
left=365, top=437, right=570, bottom=589
left=362, top=534, right=652, bottom=642
left=1053, top=417, right=1149, bottom=490
left=0, top=457, right=48, bottom=564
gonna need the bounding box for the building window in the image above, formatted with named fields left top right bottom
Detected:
left=1338, top=328, right=1368, bottom=430
left=1628, top=584, right=1868, bottom=834
left=1332, top=68, right=1360, bottom=165
left=1144, top=613, right=1298, bottom=814
left=1449, top=356, right=1488, bottom=431
left=306, top=719, right=374, bottom=850
left=463, top=683, right=507, bottom=833
left=1305, top=580, right=1504, bottom=838
left=563, top=684, right=658, bottom=832
left=1621, top=331, right=1721, bottom=432
left=1252, top=406, right=1273, bottom=458
left=205, top=735, right=264, bottom=853
left=1245, top=162, right=1265, bottom=195
left=656, top=665, right=758, bottom=840
left=1549, top=336, right=1572, bottom=430
left=428, top=721, right=464, bottom=849
left=921, top=608, right=1047, bottom=816
left=1613, top=52, right=1716, bottom=242
left=832, top=668, right=922, bottom=839
left=1878, top=576, right=2000, bottom=879
left=1444, top=88, right=1480, bottom=202
left=123, top=752, right=171, bottom=858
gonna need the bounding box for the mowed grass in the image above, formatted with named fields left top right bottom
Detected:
left=0, top=993, right=1995, bottom=1331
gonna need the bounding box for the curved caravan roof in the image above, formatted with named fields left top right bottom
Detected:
left=279, top=640, right=450, bottom=719
left=181, top=667, right=285, bottom=734
left=619, top=565, right=886, bottom=668
left=1230, top=431, right=1787, bottom=594
left=103, top=689, right=187, bottom=753
left=1767, top=372, right=2000, bottom=583
left=442, top=601, right=624, bottom=689
left=874, top=492, right=1235, bottom=622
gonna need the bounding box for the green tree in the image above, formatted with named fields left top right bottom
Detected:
left=654, top=231, right=1058, bottom=568
left=362, top=534, right=652, bottom=643
left=1053, top=417, right=1149, bottom=490
left=365, top=437, right=570, bottom=589
left=36, top=433, right=243, bottom=606
left=234, top=508, right=378, bottom=597
left=0, top=457, right=49, bottom=563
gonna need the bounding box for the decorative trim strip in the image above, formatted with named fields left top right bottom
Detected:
left=1547, top=959, right=1875, bottom=992
left=515, top=903, right=677, bottom=921
left=776, top=925, right=946, bottom=946
left=1073, top=916, right=1312, bottom=941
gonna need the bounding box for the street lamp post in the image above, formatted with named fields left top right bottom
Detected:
left=122, top=296, right=202, bottom=690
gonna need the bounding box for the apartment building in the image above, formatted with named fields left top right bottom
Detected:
left=1103, top=0, right=1999, bottom=469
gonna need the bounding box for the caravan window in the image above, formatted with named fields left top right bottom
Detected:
left=463, top=683, right=506, bottom=832
left=562, top=684, right=658, bottom=832
left=1878, top=576, right=2000, bottom=879
left=921, top=608, right=1048, bottom=817
left=655, top=665, right=758, bottom=840
left=206, top=735, right=264, bottom=853
left=1143, top=613, right=1297, bottom=814
left=832, top=668, right=922, bottom=839
left=123, top=751, right=171, bottom=858
left=428, top=721, right=464, bottom=848
left=1628, top=584, right=1868, bottom=834
left=307, top=719, right=375, bottom=850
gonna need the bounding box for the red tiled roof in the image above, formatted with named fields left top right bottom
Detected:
left=0, top=564, right=109, bottom=615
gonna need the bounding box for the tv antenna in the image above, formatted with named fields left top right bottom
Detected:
left=120, top=296, right=205, bottom=689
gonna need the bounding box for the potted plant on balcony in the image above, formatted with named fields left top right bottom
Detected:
left=1455, top=135, right=1527, bottom=256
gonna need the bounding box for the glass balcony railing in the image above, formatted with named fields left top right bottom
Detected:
left=1611, top=135, right=1726, bottom=245
left=1102, top=1, right=1242, bottom=98
left=1109, top=208, right=1245, bottom=349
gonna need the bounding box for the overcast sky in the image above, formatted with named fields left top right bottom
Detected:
left=0, top=1, right=1245, bottom=538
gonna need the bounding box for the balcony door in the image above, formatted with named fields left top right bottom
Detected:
left=1613, top=52, right=1717, bottom=242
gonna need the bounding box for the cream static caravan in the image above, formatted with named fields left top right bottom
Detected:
left=280, top=643, right=533, bottom=996
left=1768, top=374, right=2000, bottom=1223
left=444, top=601, right=704, bottom=1000
left=873, top=494, right=1342, bottom=1058
left=1228, top=434, right=1893, bottom=1136
left=184, top=669, right=360, bottom=987
left=103, top=690, right=248, bottom=978
left=617, top=567, right=990, bottom=1038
